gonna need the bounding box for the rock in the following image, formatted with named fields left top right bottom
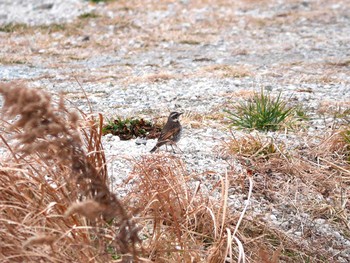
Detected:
left=135, top=137, right=147, bottom=145
left=104, top=133, right=113, bottom=141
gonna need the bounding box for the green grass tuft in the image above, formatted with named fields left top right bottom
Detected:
left=225, top=90, right=293, bottom=131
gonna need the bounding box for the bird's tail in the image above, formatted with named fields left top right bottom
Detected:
left=150, top=146, right=157, bottom=153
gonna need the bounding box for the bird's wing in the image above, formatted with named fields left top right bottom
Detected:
left=158, top=126, right=181, bottom=143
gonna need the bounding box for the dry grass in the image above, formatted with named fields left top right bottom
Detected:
left=124, top=72, right=177, bottom=85
left=0, top=82, right=139, bottom=262
left=178, top=111, right=223, bottom=129
left=201, top=65, right=252, bottom=79
left=225, top=133, right=281, bottom=160
left=317, top=101, right=350, bottom=117
left=125, top=155, right=253, bottom=262
left=0, top=82, right=257, bottom=262
left=222, top=129, right=350, bottom=262
left=145, top=73, right=175, bottom=83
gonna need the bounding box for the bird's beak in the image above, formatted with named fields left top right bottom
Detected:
left=179, top=112, right=184, bottom=115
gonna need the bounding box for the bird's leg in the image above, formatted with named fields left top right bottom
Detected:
left=175, top=143, right=183, bottom=153
left=169, top=142, right=183, bottom=154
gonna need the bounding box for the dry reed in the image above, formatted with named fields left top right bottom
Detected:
left=0, top=82, right=139, bottom=262
left=125, top=154, right=251, bottom=262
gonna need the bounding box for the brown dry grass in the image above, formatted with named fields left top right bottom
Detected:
left=124, top=72, right=177, bottom=85
left=222, top=129, right=350, bottom=262
left=201, top=65, right=252, bottom=79
left=0, top=82, right=257, bottom=262
left=0, top=82, right=139, bottom=262
left=125, top=155, right=252, bottom=262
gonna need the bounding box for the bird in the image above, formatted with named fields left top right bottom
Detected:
left=150, top=111, right=183, bottom=153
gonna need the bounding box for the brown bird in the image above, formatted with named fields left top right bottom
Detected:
left=150, top=111, right=183, bottom=153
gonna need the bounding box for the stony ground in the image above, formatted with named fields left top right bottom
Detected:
left=1, top=0, right=350, bottom=262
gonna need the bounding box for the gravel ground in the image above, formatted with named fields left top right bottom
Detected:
left=0, top=0, right=92, bottom=26
left=1, top=0, right=350, bottom=261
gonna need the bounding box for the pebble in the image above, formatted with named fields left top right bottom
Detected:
left=314, top=218, right=326, bottom=225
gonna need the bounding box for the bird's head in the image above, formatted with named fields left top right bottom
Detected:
left=169, top=111, right=183, bottom=122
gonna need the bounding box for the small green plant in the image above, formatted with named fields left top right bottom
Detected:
left=341, top=129, right=350, bottom=162
left=342, top=130, right=350, bottom=144
left=293, top=105, right=309, bottom=121
left=225, top=90, right=293, bottom=131
left=0, top=23, right=28, bottom=33
left=78, top=12, right=100, bottom=19
left=106, top=246, right=121, bottom=260
left=38, top=23, right=67, bottom=32
left=286, top=104, right=310, bottom=130
left=87, top=0, right=114, bottom=3
left=338, top=108, right=350, bottom=124
left=102, top=117, right=160, bottom=140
